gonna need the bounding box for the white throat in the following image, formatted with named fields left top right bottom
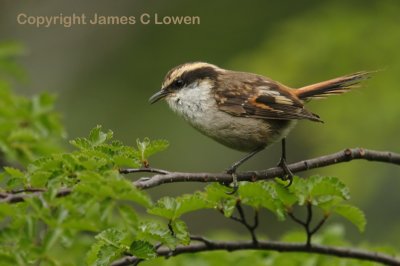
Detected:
left=165, top=80, right=215, bottom=127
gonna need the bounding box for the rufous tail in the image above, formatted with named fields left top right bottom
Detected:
left=294, top=71, right=372, bottom=101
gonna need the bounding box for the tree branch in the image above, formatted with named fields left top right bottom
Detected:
left=119, top=167, right=170, bottom=175
left=133, top=148, right=400, bottom=189
left=111, top=239, right=400, bottom=266
left=1, top=148, right=398, bottom=204
left=0, top=187, right=71, bottom=204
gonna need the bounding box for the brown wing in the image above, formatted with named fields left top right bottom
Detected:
left=214, top=71, right=322, bottom=122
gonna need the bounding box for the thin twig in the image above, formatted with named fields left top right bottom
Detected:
left=310, top=215, right=329, bottom=236
left=229, top=203, right=259, bottom=244
left=119, top=167, right=170, bottom=175
left=111, top=239, right=400, bottom=266
left=10, top=188, right=46, bottom=194
left=288, top=203, right=314, bottom=246
left=305, top=202, right=313, bottom=246
left=0, top=187, right=71, bottom=203
left=133, top=148, right=400, bottom=189
left=288, top=203, right=329, bottom=247
left=190, top=235, right=213, bottom=246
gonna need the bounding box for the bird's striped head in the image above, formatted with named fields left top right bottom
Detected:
left=149, top=62, right=221, bottom=104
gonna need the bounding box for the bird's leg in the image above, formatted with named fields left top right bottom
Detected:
left=277, top=138, right=294, bottom=186
left=225, top=147, right=264, bottom=194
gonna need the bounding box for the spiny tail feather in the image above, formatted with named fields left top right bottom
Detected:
left=295, top=71, right=372, bottom=100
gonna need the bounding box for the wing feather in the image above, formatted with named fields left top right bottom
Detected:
left=214, top=71, right=322, bottom=122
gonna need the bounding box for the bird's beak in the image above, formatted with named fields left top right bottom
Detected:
left=149, top=89, right=169, bottom=104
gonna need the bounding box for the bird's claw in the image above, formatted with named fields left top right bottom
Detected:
left=225, top=172, right=239, bottom=195
left=278, top=158, right=294, bottom=188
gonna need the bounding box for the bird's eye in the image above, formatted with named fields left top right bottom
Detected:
left=174, top=79, right=184, bottom=88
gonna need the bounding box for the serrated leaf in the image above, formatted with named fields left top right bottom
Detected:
left=310, top=176, right=350, bottom=202
left=70, top=138, right=91, bottom=150
left=171, top=219, right=190, bottom=245
left=130, top=240, right=156, bottom=259
left=3, top=167, right=24, bottom=178
left=89, top=228, right=133, bottom=265
left=141, top=139, right=169, bottom=158
left=75, top=171, right=151, bottom=207
left=95, top=244, right=120, bottom=266
left=137, top=220, right=176, bottom=249
left=6, top=177, right=24, bottom=189
left=29, top=170, right=52, bottom=187
left=113, top=155, right=140, bottom=168
left=175, top=192, right=209, bottom=218
left=204, top=183, right=237, bottom=217
left=289, top=176, right=350, bottom=207
left=149, top=193, right=209, bottom=221
left=94, top=228, right=129, bottom=248
left=333, top=204, right=366, bottom=232
left=86, top=240, right=104, bottom=266
left=89, top=125, right=113, bottom=146
left=238, top=182, right=285, bottom=220
left=287, top=176, right=310, bottom=205
left=274, top=181, right=298, bottom=207
left=147, top=197, right=177, bottom=220
left=135, top=138, right=169, bottom=162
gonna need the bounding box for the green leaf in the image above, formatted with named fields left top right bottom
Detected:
left=135, top=138, right=169, bottom=162
left=86, top=241, right=103, bottom=266
left=94, top=228, right=130, bottom=249
left=175, top=192, right=210, bottom=218
left=137, top=220, right=176, bottom=249
left=289, top=176, right=350, bottom=207
left=333, top=204, right=366, bottom=232
left=6, top=177, right=24, bottom=189
left=87, top=228, right=132, bottom=266
left=274, top=181, right=298, bottom=207
left=130, top=240, right=156, bottom=259
left=141, top=139, right=169, bottom=158
left=75, top=171, right=151, bottom=207
left=113, top=155, right=140, bottom=168
left=94, top=244, right=119, bottom=266
left=310, top=176, right=350, bottom=202
left=171, top=219, right=190, bottom=245
left=3, top=167, right=24, bottom=178
left=204, top=183, right=237, bottom=217
left=29, top=170, right=52, bottom=187
left=149, top=193, right=210, bottom=221
left=70, top=137, right=91, bottom=150
left=147, top=197, right=177, bottom=220
left=89, top=125, right=113, bottom=146
left=8, top=128, right=40, bottom=142
left=238, top=182, right=285, bottom=220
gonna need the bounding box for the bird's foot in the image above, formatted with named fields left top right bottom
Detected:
left=224, top=166, right=239, bottom=195
left=277, top=157, right=294, bottom=187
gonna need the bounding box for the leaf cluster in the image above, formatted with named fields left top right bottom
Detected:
left=0, top=126, right=169, bottom=265
left=0, top=42, right=64, bottom=165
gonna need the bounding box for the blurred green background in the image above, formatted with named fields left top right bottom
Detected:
left=1, top=0, right=399, bottom=246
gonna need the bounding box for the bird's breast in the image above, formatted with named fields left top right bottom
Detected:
left=166, top=84, right=296, bottom=152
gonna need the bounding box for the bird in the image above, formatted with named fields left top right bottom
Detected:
left=149, top=62, right=370, bottom=189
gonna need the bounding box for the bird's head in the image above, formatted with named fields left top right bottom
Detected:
left=149, top=62, right=221, bottom=104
